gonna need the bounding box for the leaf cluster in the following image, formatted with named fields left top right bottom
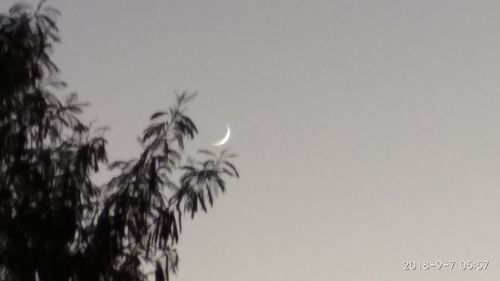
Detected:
left=0, top=2, right=239, bottom=281
left=99, top=93, right=239, bottom=281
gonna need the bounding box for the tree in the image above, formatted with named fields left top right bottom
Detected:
left=0, top=2, right=239, bottom=281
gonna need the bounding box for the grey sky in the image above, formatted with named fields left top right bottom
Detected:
left=3, top=0, right=500, bottom=280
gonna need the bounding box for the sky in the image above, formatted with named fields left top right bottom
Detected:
left=3, top=0, right=500, bottom=280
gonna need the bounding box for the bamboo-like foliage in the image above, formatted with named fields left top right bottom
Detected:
left=0, top=2, right=239, bottom=281
left=0, top=3, right=107, bottom=281
left=91, top=93, right=238, bottom=281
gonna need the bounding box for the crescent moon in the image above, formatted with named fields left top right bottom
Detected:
left=213, top=125, right=231, bottom=146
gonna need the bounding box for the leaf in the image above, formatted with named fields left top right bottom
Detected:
left=216, top=178, right=226, bottom=193
left=9, top=2, right=30, bottom=14
left=221, top=168, right=234, bottom=177
left=165, top=254, right=170, bottom=281
left=150, top=111, right=167, bottom=120
left=198, top=193, right=207, bottom=212
left=155, top=261, right=165, bottom=281
left=206, top=184, right=214, bottom=206
left=142, top=122, right=165, bottom=143
left=197, top=149, right=216, bottom=157
left=223, top=161, right=239, bottom=178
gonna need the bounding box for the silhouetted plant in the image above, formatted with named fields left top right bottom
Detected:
left=0, top=2, right=239, bottom=281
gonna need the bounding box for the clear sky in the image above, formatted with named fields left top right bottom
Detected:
left=3, top=0, right=500, bottom=280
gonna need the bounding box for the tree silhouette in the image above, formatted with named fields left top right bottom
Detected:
left=0, top=2, right=239, bottom=281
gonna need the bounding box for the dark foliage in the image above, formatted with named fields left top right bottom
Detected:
left=0, top=2, right=239, bottom=281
